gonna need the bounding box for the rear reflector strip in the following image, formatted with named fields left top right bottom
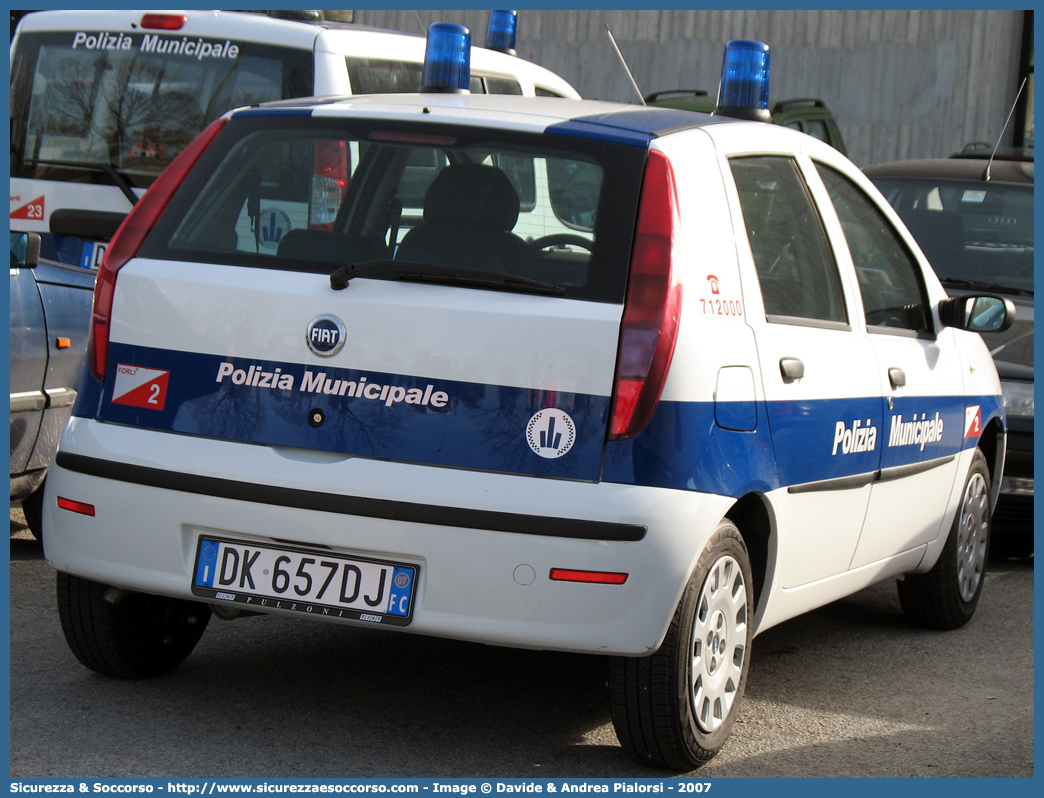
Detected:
left=550, top=568, right=628, bottom=585
left=57, top=497, right=96, bottom=517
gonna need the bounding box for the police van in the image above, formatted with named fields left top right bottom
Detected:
left=43, top=33, right=1013, bottom=769
left=9, top=9, right=579, bottom=268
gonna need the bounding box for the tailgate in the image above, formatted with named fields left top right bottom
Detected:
left=90, top=111, right=650, bottom=481
left=99, top=260, right=622, bottom=481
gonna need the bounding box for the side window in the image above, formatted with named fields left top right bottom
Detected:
left=484, top=77, right=523, bottom=95
left=815, top=163, right=932, bottom=333
left=805, top=119, right=830, bottom=144
left=346, top=58, right=422, bottom=93
left=730, top=156, right=848, bottom=325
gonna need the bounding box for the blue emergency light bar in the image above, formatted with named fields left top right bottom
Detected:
left=485, top=10, right=518, bottom=54
left=714, top=39, right=772, bottom=123
left=421, top=22, right=472, bottom=93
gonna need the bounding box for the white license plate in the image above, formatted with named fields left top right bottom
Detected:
left=191, top=537, right=416, bottom=626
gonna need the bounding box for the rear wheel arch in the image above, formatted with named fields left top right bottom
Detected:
left=725, top=493, right=773, bottom=622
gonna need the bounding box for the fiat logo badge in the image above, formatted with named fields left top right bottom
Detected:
left=306, top=315, right=346, bottom=357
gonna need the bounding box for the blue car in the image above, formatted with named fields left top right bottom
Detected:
left=10, top=232, right=95, bottom=538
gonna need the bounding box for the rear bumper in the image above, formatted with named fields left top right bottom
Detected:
left=43, top=419, right=733, bottom=655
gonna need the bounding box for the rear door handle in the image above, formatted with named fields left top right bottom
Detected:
left=888, top=367, right=906, bottom=389
left=780, top=357, right=804, bottom=382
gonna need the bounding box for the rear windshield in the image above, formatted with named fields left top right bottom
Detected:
left=141, top=115, right=646, bottom=303
left=10, top=31, right=314, bottom=191
left=873, top=178, right=1034, bottom=294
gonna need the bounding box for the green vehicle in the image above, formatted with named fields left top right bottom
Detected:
left=645, top=89, right=848, bottom=156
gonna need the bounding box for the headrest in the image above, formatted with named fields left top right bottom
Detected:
left=423, top=163, right=520, bottom=231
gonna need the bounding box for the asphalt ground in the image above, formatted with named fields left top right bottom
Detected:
left=9, top=504, right=1034, bottom=779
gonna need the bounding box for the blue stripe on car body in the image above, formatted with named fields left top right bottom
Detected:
left=84, top=343, right=1002, bottom=500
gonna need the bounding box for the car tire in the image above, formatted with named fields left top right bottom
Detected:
left=609, top=519, right=753, bottom=770
left=897, top=448, right=991, bottom=630
left=57, top=572, right=211, bottom=678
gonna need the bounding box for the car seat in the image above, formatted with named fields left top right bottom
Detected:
left=395, top=162, right=532, bottom=271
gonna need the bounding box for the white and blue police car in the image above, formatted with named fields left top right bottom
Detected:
left=43, top=32, right=1014, bottom=769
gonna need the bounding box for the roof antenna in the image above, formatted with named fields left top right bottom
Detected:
left=605, top=25, right=646, bottom=105
left=983, top=76, right=1028, bottom=182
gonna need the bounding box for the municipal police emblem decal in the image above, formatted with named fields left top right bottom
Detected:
left=306, top=315, right=346, bottom=357
left=526, top=408, right=576, bottom=459
left=259, top=208, right=293, bottom=252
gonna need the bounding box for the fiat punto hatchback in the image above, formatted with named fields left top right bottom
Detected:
left=44, top=35, right=1013, bottom=769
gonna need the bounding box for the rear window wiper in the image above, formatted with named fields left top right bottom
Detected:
left=26, top=158, right=139, bottom=207
left=329, top=260, right=565, bottom=296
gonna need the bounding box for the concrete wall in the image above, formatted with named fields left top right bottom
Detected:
left=354, top=9, right=1027, bottom=167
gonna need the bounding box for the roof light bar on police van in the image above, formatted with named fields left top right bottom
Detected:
left=713, top=39, right=772, bottom=123
left=421, top=23, right=472, bottom=93
left=485, top=10, right=518, bottom=55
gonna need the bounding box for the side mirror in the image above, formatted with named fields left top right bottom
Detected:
left=938, top=294, right=1016, bottom=334
left=10, top=231, right=41, bottom=269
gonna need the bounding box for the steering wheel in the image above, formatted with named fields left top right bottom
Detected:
left=529, top=234, right=594, bottom=251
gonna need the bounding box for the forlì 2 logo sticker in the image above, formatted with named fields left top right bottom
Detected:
left=111, top=364, right=169, bottom=410
left=526, top=409, right=576, bottom=459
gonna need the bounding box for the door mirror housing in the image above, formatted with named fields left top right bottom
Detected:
left=10, top=231, right=41, bottom=268
left=938, top=294, right=1016, bottom=334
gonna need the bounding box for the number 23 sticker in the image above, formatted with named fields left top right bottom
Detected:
left=10, top=195, right=45, bottom=221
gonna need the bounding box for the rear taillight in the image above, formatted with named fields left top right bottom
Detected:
left=140, top=14, right=187, bottom=30
left=88, top=117, right=228, bottom=381
left=309, top=140, right=350, bottom=231
left=608, top=149, right=683, bottom=440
